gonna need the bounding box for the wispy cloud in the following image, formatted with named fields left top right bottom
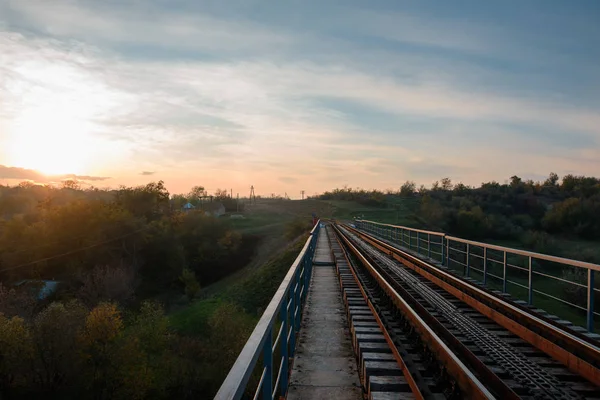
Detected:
left=140, top=171, right=155, bottom=176
left=0, top=165, right=110, bottom=183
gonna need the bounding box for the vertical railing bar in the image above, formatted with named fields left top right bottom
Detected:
left=588, top=269, right=595, bottom=332
left=466, top=243, right=470, bottom=277
left=280, top=293, right=289, bottom=395
left=528, top=256, right=533, bottom=305
left=262, top=330, right=273, bottom=400
left=483, top=247, right=487, bottom=286
left=445, top=238, right=450, bottom=267
left=427, top=233, right=431, bottom=259
left=503, top=251, right=507, bottom=293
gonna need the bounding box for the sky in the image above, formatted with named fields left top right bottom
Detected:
left=1, top=0, right=599, bottom=197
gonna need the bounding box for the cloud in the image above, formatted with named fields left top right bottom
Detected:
left=1, top=1, right=599, bottom=194
left=140, top=171, right=155, bottom=176
left=60, top=174, right=111, bottom=182
left=0, top=165, right=45, bottom=181
left=0, top=165, right=110, bottom=183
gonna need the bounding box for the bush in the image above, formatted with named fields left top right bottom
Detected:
left=285, top=218, right=312, bottom=240
left=180, top=268, right=201, bottom=301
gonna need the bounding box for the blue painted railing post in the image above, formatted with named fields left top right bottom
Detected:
left=289, top=284, right=296, bottom=358
left=416, top=232, right=420, bottom=255
left=588, top=269, right=595, bottom=332
left=279, top=303, right=289, bottom=395
left=294, top=270, right=301, bottom=333
left=262, top=330, right=273, bottom=400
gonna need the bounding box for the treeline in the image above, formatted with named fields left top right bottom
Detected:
left=315, top=174, right=600, bottom=260
left=0, top=181, right=252, bottom=294
left=316, top=187, right=389, bottom=208
left=0, top=294, right=254, bottom=399
left=0, top=180, right=262, bottom=398
left=170, top=186, right=245, bottom=213
left=415, top=174, right=600, bottom=245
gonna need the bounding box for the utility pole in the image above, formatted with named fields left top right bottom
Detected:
left=236, top=193, right=239, bottom=212
left=301, top=190, right=305, bottom=200
left=250, top=185, right=255, bottom=204
left=230, top=188, right=233, bottom=199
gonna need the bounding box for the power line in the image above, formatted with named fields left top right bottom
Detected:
left=0, top=228, right=146, bottom=273
left=1, top=225, right=141, bottom=257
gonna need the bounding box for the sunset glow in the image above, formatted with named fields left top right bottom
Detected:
left=0, top=0, right=598, bottom=195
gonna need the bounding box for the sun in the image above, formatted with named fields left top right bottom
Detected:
left=7, top=105, right=92, bottom=176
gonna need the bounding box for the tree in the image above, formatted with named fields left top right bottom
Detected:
left=399, top=181, right=416, bottom=197
left=214, top=189, right=229, bottom=201
left=62, top=179, right=81, bottom=190
left=440, top=177, right=453, bottom=191
left=180, top=268, right=200, bottom=301
left=510, top=175, right=522, bottom=187
left=188, top=186, right=207, bottom=204
left=544, top=172, right=559, bottom=187
left=78, top=264, right=137, bottom=307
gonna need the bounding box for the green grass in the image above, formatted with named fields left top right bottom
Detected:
left=319, top=199, right=420, bottom=226
left=169, top=236, right=306, bottom=335
left=169, top=297, right=226, bottom=336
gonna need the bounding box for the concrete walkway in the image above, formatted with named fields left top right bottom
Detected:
left=287, top=230, right=361, bottom=400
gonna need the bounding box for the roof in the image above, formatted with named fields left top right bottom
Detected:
left=14, top=280, right=60, bottom=300
left=183, top=202, right=195, bottom=209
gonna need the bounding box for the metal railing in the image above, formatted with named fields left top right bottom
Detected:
left=355, top=219, right=600, bottom=332
left=214, top=221, right=320, bottom=400
left=355, top=220, right=446, bottom=264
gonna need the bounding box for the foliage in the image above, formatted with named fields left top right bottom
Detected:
left=416, top=173, right=600, bottom=248
left=180, top=268, right=201, bottom=301
left=284, top=217, right=312, bottom=240
left=0, top=181, right=250, bottom=298
left=399, top=181, right=416, bottom=197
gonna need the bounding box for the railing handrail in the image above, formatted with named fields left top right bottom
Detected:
left=357, top=219, right=600, bottom=271
left=214, top=220, right=320, bottom=400
left=357, top=219, right=444, bottom=237
left=356, top=219, right=599, bottom=332
left=446, top=235, right=600, bottom=272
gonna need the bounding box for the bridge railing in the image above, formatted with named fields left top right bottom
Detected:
left=355, top=219, right=446, bottom=264
left=214, top=220, right=320, bottom=400
left=355, top=219, right=599, bottom=332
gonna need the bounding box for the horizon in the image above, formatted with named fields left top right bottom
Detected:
left=1, top=1, right=599, bottom=195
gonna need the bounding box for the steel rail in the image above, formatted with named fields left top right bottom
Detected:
left=335, top=225, right=497, bottom=399
left=347, top=224, right=600, bottom=387
left=330, top=225, right=425, bottom=400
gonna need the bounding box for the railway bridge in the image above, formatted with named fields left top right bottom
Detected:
left=215, top=220, right=600, bottom=400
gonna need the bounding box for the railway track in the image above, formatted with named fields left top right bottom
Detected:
left=329, top=223, right=600, bottom=399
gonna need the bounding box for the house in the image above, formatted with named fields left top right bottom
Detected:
left=203, top=202, right=226, bottom=217
left=182, top=202, right=195, bottom=213
left=14, top=280, right=60, bottom=300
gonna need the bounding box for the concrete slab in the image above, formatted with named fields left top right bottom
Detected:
left=313, top=229, right=335, bottom=266
left=287, top=264, right=361, bottom=400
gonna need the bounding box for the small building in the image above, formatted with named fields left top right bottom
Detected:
left=182, top=202, right=195, bottom=213
left=203, top=202, right=226, bottom=217
left=14, top=280, right=60, bottom=300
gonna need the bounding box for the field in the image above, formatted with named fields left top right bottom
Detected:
left=169, top=198, right=419, bottom=333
